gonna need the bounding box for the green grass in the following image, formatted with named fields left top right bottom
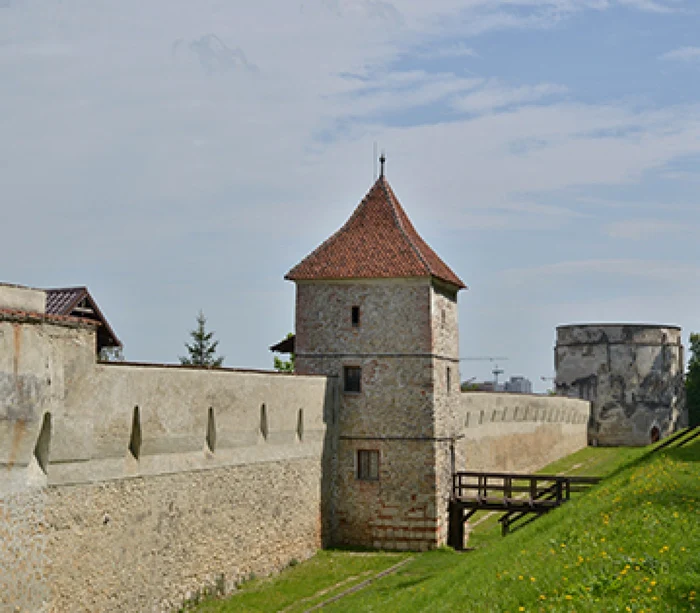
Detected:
left=189, top=550, right=411, bottom=612
left=193, top=441, right=700, bottom=612
left=465, top=443, right=653, bottom=550
left=326, top=441, right=700, bottom=612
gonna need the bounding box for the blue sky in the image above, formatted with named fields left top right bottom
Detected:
left=2, top=0, right=700, bottom=389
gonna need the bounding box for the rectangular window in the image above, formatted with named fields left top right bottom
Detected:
left=357, top=449, right=379, bottom=481
left=446, top=367, right=451, bottom=394
left=351, top=306, right=360, bottom=327
left=344, top=366, right=361, bottom=393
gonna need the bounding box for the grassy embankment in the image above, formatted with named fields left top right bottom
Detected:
left=194, top=438, right=699, bottom=612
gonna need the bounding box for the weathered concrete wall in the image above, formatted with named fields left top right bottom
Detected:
left=0, top=318, right=95, bottom=474
left=0, top=284, right=46, bottom=314
left=295, top=278, right=450, bottom=550
left=555, top=324, right=686, bottom=446
left=455, top=393, right=590, bottom=473
left=0, top=315, right=335, bottom=613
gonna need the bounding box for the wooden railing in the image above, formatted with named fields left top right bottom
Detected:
left=448, top=471, right=601, bottom=546
left=452, top=471, right=600, bottom=506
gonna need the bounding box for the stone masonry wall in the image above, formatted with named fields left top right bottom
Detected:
left=0, top=314, right=335, bottom=613
left=333, top=439, right=441, bottom=551
left=555, top=324, right=686, bottom=446
left=429, top=282, right=461, bottom=547
left=456, top=393, right=590, bottom=473
left=42, top=457, right=323, bottom=613
left=295, top=279, right=445, bottom=550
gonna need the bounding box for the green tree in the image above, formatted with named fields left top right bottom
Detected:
left=686, top=332, right=700, bottom=427
left=273, top=333, right=295, bottom=373
left=180, top=311, right=224, bottom=367
left=99, top=346, right=125, bottom=362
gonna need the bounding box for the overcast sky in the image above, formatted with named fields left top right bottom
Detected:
left=3, top=0, right=700, bottom=390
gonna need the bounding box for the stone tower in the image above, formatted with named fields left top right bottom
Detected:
left=555, top=324, right=686, bottom=446
left=286, top=170, right=465, bottom=550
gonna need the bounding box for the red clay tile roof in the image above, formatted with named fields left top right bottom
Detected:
left=285, top=177, right=466, bottom=289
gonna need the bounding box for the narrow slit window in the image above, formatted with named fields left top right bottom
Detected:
left=129, top=406, right=142, bottom=460
left=33, top=412, right=52, bottom=474
left=260, top=403, right=268, bottom=440
left=296, top=408, right=304, bottom=442
left=446, top=367, right=451, bottom=394
left=351, top=306, right=360, bottom=327
left=344, top=366, right=361, bottom=393
left=206, top=407, right=216, bottom=453
left=357, top=449, right=379, bottom=481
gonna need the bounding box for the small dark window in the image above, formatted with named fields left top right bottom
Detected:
left=344, top=366, right=361, bottom=393
left=447, top=367, right=451, bottom=394
left=351, top=306, right=360, bottom=327
left=441, top=309, right=446, bottom=325
left=357, top=449, right=379, bottom=481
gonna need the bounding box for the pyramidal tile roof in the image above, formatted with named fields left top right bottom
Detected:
left=285, top=176, right=466, bottom=289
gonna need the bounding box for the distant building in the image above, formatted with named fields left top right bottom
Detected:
left=504, top=376, right=532, bottom=394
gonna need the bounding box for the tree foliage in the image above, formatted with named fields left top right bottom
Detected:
left=686, top=332, right=700, bottom=427
left=180, top=311, right=224, bottom=368
left=99, top=346, right=125, bottom=362
left=273, top=332, right=295, bottom=373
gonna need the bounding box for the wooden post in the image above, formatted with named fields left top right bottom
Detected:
left=448, top=501, right=465, bottom=551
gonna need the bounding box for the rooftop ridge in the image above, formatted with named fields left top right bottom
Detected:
left=378, top=177, right=432, bottom=277
left=285, top=176, right=465, bottom=288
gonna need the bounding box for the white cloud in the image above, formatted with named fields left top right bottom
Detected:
left=1, top=0, right=700, bottom=369
left=451, top=81, right=569, bottom=114
left=660, top=46, right=700, bottom=62
left=416, top=42, right=478, bottom=58
left=618, top=0, right=683, bottom=13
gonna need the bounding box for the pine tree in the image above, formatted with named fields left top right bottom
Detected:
left=180, top=311, right=224, bottom=367
left=686, top=333, right=700, bottom=427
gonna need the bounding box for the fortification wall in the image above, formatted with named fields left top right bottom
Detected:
left=555, top=324, right=686, bottom=446
left=0, top=283, right=46, bottom=314
left=455, top=393, right=590, bottom=473
left=0, top=315, right=335, bottom=613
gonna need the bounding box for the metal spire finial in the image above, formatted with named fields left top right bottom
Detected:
left=379, top=152, right=386, bottom=177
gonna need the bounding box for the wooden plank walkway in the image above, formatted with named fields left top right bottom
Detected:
left=447, top=471, right=600, bottom=549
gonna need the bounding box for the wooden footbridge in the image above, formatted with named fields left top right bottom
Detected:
left=447, top=471, right=601, bottom=549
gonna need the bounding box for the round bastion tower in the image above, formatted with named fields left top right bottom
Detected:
left=555, top=324, right=686, bottom=446
left=285, top=165, right=465, bottom=551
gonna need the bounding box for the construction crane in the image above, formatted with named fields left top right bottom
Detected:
left=460, top=356, right=509, bottom=388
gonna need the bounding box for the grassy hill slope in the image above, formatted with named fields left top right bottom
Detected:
left=193, top=439, right=699, bottom=612
left=327, top=440, right=700, bottom=612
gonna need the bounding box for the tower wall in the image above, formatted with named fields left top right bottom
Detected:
left=555, top=324, right=686, bottom=446
left=295, top=278, right=459, bottom=549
